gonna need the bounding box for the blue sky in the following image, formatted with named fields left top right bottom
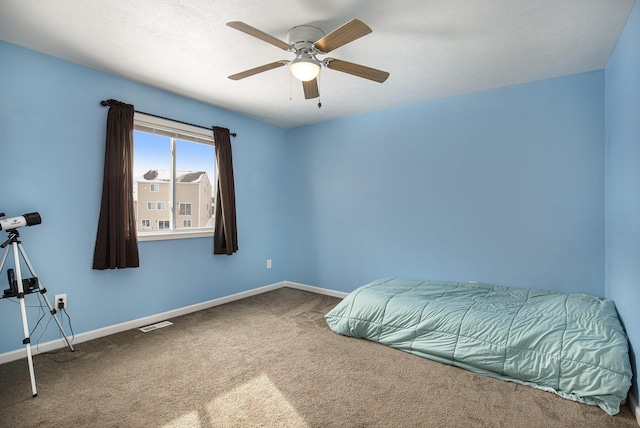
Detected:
left=133, top=131, right=215, bottom=185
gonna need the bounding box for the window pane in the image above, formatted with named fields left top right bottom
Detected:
left=175, top=139, right=215, bottom=229
left=135, top=131, right=171, bottom=232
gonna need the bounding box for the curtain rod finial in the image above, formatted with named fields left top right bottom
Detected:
left=100, top=100, right=109, bottom=106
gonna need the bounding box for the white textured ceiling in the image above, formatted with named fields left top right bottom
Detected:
left=0, top=0, right=635, bottom=129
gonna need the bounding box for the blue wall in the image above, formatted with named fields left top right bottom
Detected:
left=605, top=0, right=640, bottom=402
left=286, top=72, right=605, bottom=296
left=0, top=41, right=288, bottom=353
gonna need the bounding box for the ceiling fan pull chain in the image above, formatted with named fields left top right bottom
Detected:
left=289, top=71, right=293, bottom=101
left=318, top=71, right=322, bottom=108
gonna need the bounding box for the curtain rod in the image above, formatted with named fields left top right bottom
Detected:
left=100, top=100, right=237, bottom=137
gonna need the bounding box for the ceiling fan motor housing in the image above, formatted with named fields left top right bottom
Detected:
left=287, top=25, right=325, bottom=52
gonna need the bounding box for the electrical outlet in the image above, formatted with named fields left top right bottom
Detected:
left=54, top=294, right=67, bottom=309
left=267, top=259, right=272, bottom=269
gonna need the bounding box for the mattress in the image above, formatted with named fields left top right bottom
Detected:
left=325, top=278, right=632, bottom=415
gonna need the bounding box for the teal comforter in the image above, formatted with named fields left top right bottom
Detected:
left=325, top=278, right=631, bottom=415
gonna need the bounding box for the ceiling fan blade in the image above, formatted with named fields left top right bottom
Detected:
left=313, top=19, right=372, bottom=53
left=325, top=58, right=389, bottom=83
left=227, top=21, right=292, bottom=51
left=228, top=61, right=287, bottom=80
left=302, top=78, right=319, bottom=99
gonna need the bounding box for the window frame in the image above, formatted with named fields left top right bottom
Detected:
left=134, top=113, right=216, bottom=242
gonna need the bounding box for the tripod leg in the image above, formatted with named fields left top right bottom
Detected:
left=0, top=243, right=10, bottom=272
left=16, top=243, right=74, bottom=352
left=11, top=242, right=38, bottom=397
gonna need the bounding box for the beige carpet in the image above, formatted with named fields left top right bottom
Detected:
left=0, top=287, right=637, bottom=428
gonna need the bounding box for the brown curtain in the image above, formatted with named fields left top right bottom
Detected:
left=213, top=126, right=238, bottom=255
left=93, top=100, right=140, bottom=269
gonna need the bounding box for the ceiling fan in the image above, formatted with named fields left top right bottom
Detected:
left=226, top=19, right=389, bottom=101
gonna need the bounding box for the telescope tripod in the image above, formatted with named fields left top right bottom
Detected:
left=0, top=229, right=75, bottom=397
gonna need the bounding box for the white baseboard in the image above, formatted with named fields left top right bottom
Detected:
left=0, top=280, right=346, bottom=365
left=630, top=393, right=640, bottom=426
left=284, top=281, right=349, bottom=299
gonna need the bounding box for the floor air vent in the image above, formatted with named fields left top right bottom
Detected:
left=139, top=321, right=173, bottom=332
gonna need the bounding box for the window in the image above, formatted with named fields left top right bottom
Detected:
left=133, top=113, right=216, bottom=241
left=179, top=203, right=192, bottom=216
left=146, top=202, right=166, bottom=210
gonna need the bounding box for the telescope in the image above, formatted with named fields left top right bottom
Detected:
left=0, top=209, right=74, bottom=398
left=0, top=212, right=41, bottom=231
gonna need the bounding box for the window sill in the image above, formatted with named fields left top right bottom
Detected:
left=137, top=230, right=214, bottom=242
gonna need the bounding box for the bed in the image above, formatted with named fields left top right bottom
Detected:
left=325, top=278, right=632, bottom=415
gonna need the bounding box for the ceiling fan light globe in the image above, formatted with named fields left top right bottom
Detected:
left=289, top=60, right=320, bottom=82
